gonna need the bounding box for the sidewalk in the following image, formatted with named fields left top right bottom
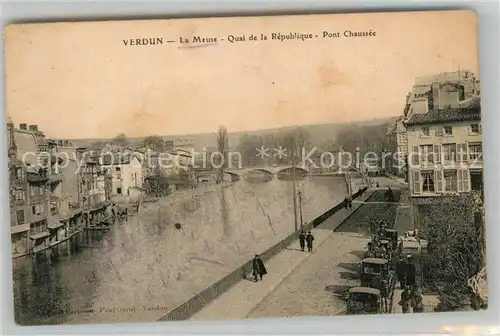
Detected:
left=190, top=228, right=333, bottom=320
left=383, top=172, right=408, bottom=186
left=191, top=189, right=377, bottom=320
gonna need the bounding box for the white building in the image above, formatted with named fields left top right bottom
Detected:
left=100, top=153, right=143, bottom=198
left=386, top=117, right=408, bottom=177
left=406, top=96, right=482, bottom=228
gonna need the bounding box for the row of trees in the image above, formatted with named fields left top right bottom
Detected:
left=89, top=133, right=173, bottom=152
left=234, top=127, right=311, bottom=167
left=422, top=194, right=486, bottom=310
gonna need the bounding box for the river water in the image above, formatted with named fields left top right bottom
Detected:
left=12, top=176, right=359, bottom=325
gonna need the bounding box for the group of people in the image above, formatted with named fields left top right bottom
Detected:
left=298, top=230, right=315, bottom=252
left=398, top=285, right=424, bottom=313
left=396, top=255, right=417, bottom=289
left=364, top=241, right=392, bottom=260
left=396, top=255, right=421, bottom=313
left=343, top=197, right=353, bottom=209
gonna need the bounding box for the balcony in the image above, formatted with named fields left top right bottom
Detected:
left=49, top=172, right=63, bottom=183
left=27, top=172, right=48, bottom=183
left=11, top=223, right=30, bottom=234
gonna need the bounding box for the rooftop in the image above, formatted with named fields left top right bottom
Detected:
left=406, top=105, right=481, bottom=126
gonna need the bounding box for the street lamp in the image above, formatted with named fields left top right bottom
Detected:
left=298, top=190, right=303, bottom=228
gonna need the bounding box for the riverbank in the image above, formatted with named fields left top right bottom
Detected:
left=14, top=175, right=352, bottom=325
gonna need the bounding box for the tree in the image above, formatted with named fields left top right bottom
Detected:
left=422, top=194, right=485, bottom=310
left=145, top=167, right=170, bottom=197
left=216, top=125, right=229, bottom=183
left=113, top=133, right=130, bottom=147
left=142, top=135, right=165, bottom=151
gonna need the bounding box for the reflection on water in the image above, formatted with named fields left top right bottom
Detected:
left=13, top=176, right=352, bottom=325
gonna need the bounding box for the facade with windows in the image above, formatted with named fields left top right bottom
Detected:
left=406, top=103, right=482, bottom=228
left=99, top=152, right=143, bottom=199
left=386, top=117, right=408, bottom=177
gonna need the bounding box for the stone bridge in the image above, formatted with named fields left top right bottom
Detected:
left=224, top=165, right=310, bottom=178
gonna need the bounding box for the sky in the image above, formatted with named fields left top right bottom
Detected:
left=4, top=10, right=479, bottom=139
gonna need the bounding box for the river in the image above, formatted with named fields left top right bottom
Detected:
left=12, top=175, right=361, bottom=325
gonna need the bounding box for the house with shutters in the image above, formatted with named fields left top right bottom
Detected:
left=405, top=97, right=482, bottom=229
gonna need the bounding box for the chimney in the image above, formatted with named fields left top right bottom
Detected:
left=28, top=125, right=39, bottom=132
left=64, top=140, right=69, bottom=146
left=19, top=123, right=27, bottom=130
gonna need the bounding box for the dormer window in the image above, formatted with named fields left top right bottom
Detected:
left=444, top=126, right=453, bottom=135
left=420, top=127, right=430, bottom=137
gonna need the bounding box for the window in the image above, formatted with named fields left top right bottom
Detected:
left=469, top=144, right=482, bottom=161
left=420, top=145, right=434, bottom=163
left=16, top=168, right=23, bottom=179
left=444, top=170, right=458, bottom=192
left=32, top=205, right=36, bottom=215
left=444, top=126, right=453, bottom=135
left=16, top=210, right=25, bottom=225
left=471, top=124, right=480, bottom=134
left=15, top=190, right=25, bottom=201
left=420, top=127, right=430, bottom=137
left=457, top=169, right=470, bottom=192
left=442, top=144, right=456, bottom=161
left=456, top=143, right=468, bottom=162
left=116, top=167, right=121, bottom=172
left=117, top=187, right=122, bottom=194
left=421, top=171, right=435, bottom=193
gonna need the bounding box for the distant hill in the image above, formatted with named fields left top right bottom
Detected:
left=68, top=117, right=398, bottom=151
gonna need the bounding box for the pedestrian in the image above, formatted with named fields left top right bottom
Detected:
left=376, top=181, right=380, bottom=188
left=411, top=287, right=424, bottom=313
left=406, top=256, right=417, bottom=287
left=348, top=198, right=352, bottom=209
left=306, top=231, right=314, bottom=252
left=344, top=197, right=348, bottom=209
left=252, top=254, right=267, bottom=282
left=298, top=230, right=306, bottom=252
left=399, top=287, right=411, bottom=313
left=396, top=257, right=407, bottom=289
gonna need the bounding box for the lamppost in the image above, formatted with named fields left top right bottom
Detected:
left=298, top=190, right=303, bottom=228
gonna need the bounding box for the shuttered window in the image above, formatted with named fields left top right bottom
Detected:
left=435, top=169, right=444, bottom=193
left=411, top=146, right=419, bottom=165
left=457, top=169, right=470, bottom=193
left=434, top=144, right=442, bottom=164
left=412, top=170, right=422, bottom=194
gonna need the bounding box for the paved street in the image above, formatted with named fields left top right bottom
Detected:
left=192, top=178, right=405, bottom=320
left=190, top=187, right=376, bottom=320
left=247, top=178, right=405, bottom=319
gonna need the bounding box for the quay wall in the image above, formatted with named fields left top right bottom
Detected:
left=159, top=187, right=369, bottom=321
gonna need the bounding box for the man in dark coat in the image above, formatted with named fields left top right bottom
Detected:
left=252, top=254, right=267, bottom=282
left=396, top=257, right=408, bottom=289
left=298, top=231, right=306, bottom=252
left=306, top=231, right=314, bottom=252
left=344, top=197, right=349, bottom=209
left=348, top=198, right=352, bottom=209
left=406, top=257, right=417, bottom=287
left=399, top=287, right=411, bottom=313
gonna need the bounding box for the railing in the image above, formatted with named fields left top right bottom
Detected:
left=159, top=186, right=368, bottom=321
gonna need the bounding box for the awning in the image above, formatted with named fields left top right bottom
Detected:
left=29, top=231, right=50, bottom=240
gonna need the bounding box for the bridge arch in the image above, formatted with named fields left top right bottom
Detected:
left=245, top=168, right=274, bottom=183
left=276, top=167, right=309, bottom=179
left=224, top=171, right=241, bottom=182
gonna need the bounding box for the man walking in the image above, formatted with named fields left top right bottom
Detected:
left=396, top=257, right=408, bottom=289
left=399, top=287, right=411, bottom=313
left=252, top=254, right=267, bottom=282
left=306, top=231, right=314, bottom=253
left=406, top=256, right=417, bottom=288
left=298, top=230, right=306, bottom=252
